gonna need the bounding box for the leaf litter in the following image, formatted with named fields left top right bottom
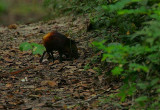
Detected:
left=0, top=15, right=123, bottom=109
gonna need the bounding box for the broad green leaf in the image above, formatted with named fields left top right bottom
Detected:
left=156, top=88, right=160, bottom=93
left=128, top=84, right=136, bottom=95
left=32, top=44, right=45, bottom=55
left=150, top=78, right=159, bottom=86
left=19, top=42, right=32, bottom=51
left=111, top=66, right=123, bottom=75
left=137, top=82, right=148, bottom=90
left=129, top=63, right=149, bottom=72
left=135, top=96, right=148, bottom=102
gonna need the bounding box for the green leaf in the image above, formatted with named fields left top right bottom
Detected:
left=129, top=63, right=149, bottom=72
left=31, top=43, right=39, bottom=47
left=150, top=78, right=159, bottom=86
left=32, top=44, right=45, bottom=55
left=156, top=88, right=160, bottom=93
left=19, top=42, right=32, bottom=51
left=137, top=82, right=148, bottom=90
left=128, top=84, right=136, bottom=95
left=0, top=0, right=7, bottom=13
left=135, top=96, right=148, bottom=102
left=102, top=5, right=108, bottom=10
left=111, top=66, right=123, bottom=75
left=118, top=92, right=126, bottom=102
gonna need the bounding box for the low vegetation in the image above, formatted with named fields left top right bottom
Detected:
left=42, top=0, right=160, bottom=109
left=1, top=0, right=160, bottom=109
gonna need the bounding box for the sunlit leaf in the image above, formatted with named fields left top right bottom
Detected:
left=111, top=66, right=123, bottom=75
left=19, top=42, right=32, bottom=51
left=32, top=44, right=45, bottom=55
left=135, top=96, right=148, bottom=102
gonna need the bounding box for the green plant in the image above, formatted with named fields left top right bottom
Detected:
left=19, top=42, right=45, bottom=55
left=0, top=0, right=7, bottom=14
left=92, top=0, right=160, bottom=109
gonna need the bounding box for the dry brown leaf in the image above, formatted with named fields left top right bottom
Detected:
left=81, top=83, right=88, bottom=87
left=0, top=60, right=2, bottom=63
left=113, top=85, right=120, bottom=90
left=32, top=108, right=40, bottom=110
left=8, top=24, right=18, bottom=29
left=54, top=60, right=60, bottom=64
left=63, top=105, right=67, bottom=110
left=48, top=81, right=57, bottom=87
left=41, top=80, right=57, bottom=87
left=35, top=87, right=47, bottom=91
left=37, top=103, right=45, bottom=107
left=7, top=94, right=14, bottom=98
left=49, top=62, right=54, bottom=66
left=98, top=75, right=104, bottom=84
left=103, top=104, right=109, bottom=108
left=6, top=83, right=13, bottom=88
left=0, top=105, right=4, bottom=109
left=41, top=80, right=48, bottom=86
left=4, top=57, right=14, bottom=62
left=10, top=76, right=16, bottom=79
left=77, top=63, right=83, bottom=68
left=52, top=98, right=56, bottom=103
left=82, top=92, right=91, bottom=96
left=15, top=62, right=22, bottom=65
left=88, top=69, right=96, bottom=74
left=73, top=91, right=79, bottom=98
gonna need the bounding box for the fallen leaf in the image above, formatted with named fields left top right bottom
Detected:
left=54, top=60, right=59, bottom=64
left=49, top=62, right=54, bottom=66
left=8, top=24, right=18, bottom=29
left=73, top=91, right=80, bottom=98
left=88, top=69, right=96, bottom=74
left=15, top=62, right=22, bottom=65
left=41, top=80, right=57, bottom=87
left=35, top=87, right=47, bottom=91
left=6, top=83, right=13, bottom=88
left=81, top=83, right=88, bottom=87
left=0, top=105, right=4, bottom=109
left=82, top=91, right=91, bottom=96
left=4, top=57, right=14, bottom=62
left=48, top=81, right=57, bottom=87
left=52, top=98, right=56, bottom=103
left=63, top=105, right=67, bottom=110
left=41, top=80, right=48, bottom=86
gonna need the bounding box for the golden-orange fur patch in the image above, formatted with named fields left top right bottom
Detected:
left=43, top=32, right=55, bottom=44
left=43, top=32, right=52, bottom=40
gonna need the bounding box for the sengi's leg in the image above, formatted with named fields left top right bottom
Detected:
left=58, top=50, right=62, bottom=62
left=50, top=51, right=54, bottom=62
left=40, top=51, right=46, bottom=63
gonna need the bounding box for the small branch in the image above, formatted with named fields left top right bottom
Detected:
left=10, top=65, right=36, bottom=75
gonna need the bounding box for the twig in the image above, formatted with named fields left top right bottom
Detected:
left=9, top=65, right=36, bottom=75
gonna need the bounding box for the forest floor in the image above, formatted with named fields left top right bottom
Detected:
left=0, top=15, right=126, bottom=109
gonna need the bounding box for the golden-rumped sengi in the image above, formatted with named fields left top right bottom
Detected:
left=40, top=31, right=79, bottom=63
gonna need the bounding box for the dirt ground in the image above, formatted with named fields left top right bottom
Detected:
left=0, top=15, right=123, bottom=109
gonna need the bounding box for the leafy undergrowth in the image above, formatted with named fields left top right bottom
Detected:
left=0, top=15, right=125, bottom=109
